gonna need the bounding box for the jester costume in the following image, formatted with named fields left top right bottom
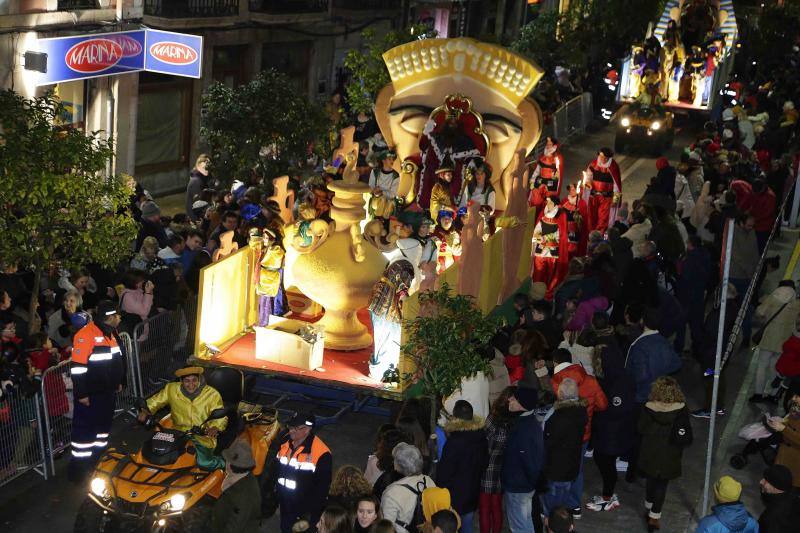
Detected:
left=585, top=154, right=622, bottom=233
left=531, top=203, right=570, bottom=300
left=561, top=189, right=589, bottom=258
left=528, top=144, right=564, bottom=208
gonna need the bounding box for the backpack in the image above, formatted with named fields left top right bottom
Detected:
left=395, top=478, right=428, bottom=531
left=669, top=407, right=693, bottom=448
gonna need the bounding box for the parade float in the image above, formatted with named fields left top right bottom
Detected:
left=616, top=0, right=738, bottom=112
left=192, top=37, right=543, bottom=399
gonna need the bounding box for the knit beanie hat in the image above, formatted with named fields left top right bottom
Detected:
left=763, top=464, right=793, bottom=492
left=422, top=487, right=451, bottom=522
left=714, top=475, right=742, bottom=503
left=141, top=201, right=160, bottom=218
left=655, top=157, right=670, bottom=171
left=513, top=386, right=538, bottom=411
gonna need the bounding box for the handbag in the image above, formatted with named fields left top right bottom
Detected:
left=752, top=302, right=789, bottom=345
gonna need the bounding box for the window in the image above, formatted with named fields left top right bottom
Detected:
left=213, top=45, right=249, bottom=88
left=54, top=80, right=86, bottom=130
left=261, top=41, right=311, bottom=95
left=135, top=73, right=192, bottom=174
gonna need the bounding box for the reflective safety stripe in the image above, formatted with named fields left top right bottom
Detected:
left=71, top=449, right=92, bottom=458
left=277, top=478, right=297, bottom=490
left=110, top=347, right=121, bottom=354
left=279, top=456, right=289, bottom=465
left=71, top=441, right=95, bottom=449
left=70, top=367, right=88, bottom=375
left=94, top=336, right=105, bottom=342
left=96, top=433, right=109, bottom=438
left=88, top=352, right=113, bottom=361
left=286, top=457, right=317, bottom=472
left=94, top=441, right=108, bottom=448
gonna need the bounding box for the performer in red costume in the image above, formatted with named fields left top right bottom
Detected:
left=531, top=196, right=570, bottom=300
left=560, top=183, right=589, bottom=258
left=584, top=147, right=622, bottom=233
left=528, top=137, right=564, bottom=209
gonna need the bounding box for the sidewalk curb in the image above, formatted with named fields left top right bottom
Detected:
left=684, top=345, right=759, bottom=532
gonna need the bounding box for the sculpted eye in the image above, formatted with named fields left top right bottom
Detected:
left=485, top=121, right=513, bottom=143
left=395, top=109, right=429, bottom=134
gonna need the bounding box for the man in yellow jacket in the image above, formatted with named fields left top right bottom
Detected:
left=138, top=366, right=227, bottom=469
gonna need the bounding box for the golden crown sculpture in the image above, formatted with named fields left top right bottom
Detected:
left=382, top=37, right=544, bottom=107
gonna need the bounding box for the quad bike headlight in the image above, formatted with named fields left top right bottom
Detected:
left=169, top=493, right=186, bottom=511
left=90, top=477, right=108, bottom=498
left=620, top=117, right=631, bottom=127
left=651, top=121, right=661, bottom=131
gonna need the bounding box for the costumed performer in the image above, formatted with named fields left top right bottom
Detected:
left=429, top=155, right=458, bottom=220
left=250, top=227, right=286, bottom=326
left=368, top=149, right=400, bottom=219
left=432, top=209, right=462, bottom=274
left=392, top=211, right=438, bottom=294
left=459, top=160, right=496, bottom=215
left=528, top=136, right=563, bottom=209
left=584, top=147, right=622, bottom=233
left=561, top=183, right=588, bottom=258
left=531, top=196, right=569, bottom=300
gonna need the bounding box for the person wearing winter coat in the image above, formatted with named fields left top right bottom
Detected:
left=729, top=215, right=759, bottom=343
left=675, top=235, right=711, bottom=356
left=696, top=476, right=758, bottom=533
left=776, top=329, right=800, bottom=378
left=585, top=315, right=636, bottom=513
left=752, top=281, right=800, bottom=402
left=480, top=389, right=513, bottom=533
left=436, top=400, right=487, bottom=533
left=758, top=464, right=800, bottom=532
left=564, top=295, right=609, bottom=333
left=693, top=284, right=739, bottom=418
left=186, top=154, right=212, bottom=222
left=381, top=443, right=436, bottom=533
left=501, top=387, right=545, bottom=533
left=541, top=379, right=588, bottom=517
left=766, top=393, right=800, bottom=489
left=625, top=307, right=682, bottom=404
left=637, top=377, right=693, bottom=532
left=621, top=212, right=652, bottom=259
left=549, top=348, right=607, bottom=518
left=750, top=179, right=777, bottom=253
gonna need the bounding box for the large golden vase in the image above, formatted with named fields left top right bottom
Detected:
left=290, top=181, right=387, bottom=350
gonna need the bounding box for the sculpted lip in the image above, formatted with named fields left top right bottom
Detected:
left=65, top=38, right=124, bottom=73
left=149, top=42, right=198, bottom=65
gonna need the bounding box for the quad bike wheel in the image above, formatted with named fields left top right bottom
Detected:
left=177, top=503, right=211, bottom=533
left=74, top=497, right=117, bottom=533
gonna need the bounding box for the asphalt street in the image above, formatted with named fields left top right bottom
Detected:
left=2, top=120, right=794, bottom=533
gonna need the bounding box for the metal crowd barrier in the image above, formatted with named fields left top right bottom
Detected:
left=0, top=392, right=48, bottom=488
left=532, top=92, right=594, bottom=156
left=132, top=300, right=198, bottom=398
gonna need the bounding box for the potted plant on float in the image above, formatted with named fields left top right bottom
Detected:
left=401, top=283, right=498, bottom=455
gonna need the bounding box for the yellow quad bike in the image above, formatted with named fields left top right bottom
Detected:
left=74, top=367, right=280, bottom=533
left=615, top=103, right=675, bottom=156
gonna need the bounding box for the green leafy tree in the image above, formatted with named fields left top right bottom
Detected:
left=343, top=25, right=435, bottom=114
left=0, top=90, right=137, bottom=332
left=402, top=283, right=499, bottom=432
left=200, top=69, right=331, bottom=185
left=513, top=0, right=662, bottom=75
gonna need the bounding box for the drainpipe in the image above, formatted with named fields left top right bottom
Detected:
left=106, top=85, right=115, bottom=177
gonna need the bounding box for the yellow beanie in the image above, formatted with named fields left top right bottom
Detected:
left=714, top=476, right=742, bottom=504
left=422, top=487, right=451, bottom=523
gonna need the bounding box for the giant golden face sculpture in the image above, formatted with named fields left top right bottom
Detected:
left=374, top=38, right=544, bottom=211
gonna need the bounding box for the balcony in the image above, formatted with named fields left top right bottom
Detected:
left=144, top=0, right=239, bottom=18
left=249, top=0, right=328, bottom=14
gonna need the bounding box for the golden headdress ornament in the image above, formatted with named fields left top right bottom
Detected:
left=382, top=37, right=544, bottom=108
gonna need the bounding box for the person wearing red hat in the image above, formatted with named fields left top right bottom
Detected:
left=531, top=197, right=570, bottom=300
left=583, top=148, right=622, bottom=233
left=528, top=137, right=564, bottom=209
